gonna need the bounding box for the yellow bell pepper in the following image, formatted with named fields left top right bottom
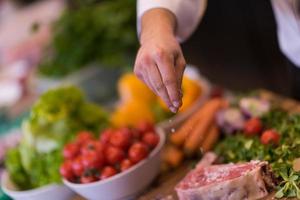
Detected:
left=110, top=99, right=155, bottom=128
left=118, top=73, right=156, bottom=104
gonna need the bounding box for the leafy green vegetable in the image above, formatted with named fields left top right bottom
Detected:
left=275, top=169, right=300, bottom=199
left=26, top=86, right=108, bottom=149
left=5, top=147, right=63, bottom=189
left=5, top=85, right=108, bottom=190
left=215, top=109, right=300, bottom=199
left=5, top=148, right=30, bottom=190
left=39, top=0, right=138, bottom=77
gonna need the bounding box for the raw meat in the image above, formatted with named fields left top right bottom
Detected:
left=176, top=161, right=270, bottom=200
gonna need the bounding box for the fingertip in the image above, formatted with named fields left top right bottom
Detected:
left=173, top=100, right=181, bottom=108
left=169, top=106, right=178, bottom=113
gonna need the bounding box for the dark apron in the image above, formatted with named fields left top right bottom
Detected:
left=181, top=0, right=299, bottom=98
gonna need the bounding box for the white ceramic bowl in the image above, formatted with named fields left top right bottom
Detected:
left=1, top=171, right=74, bottom=200
left=63, top=127, right=166, bottom=200
left=158, top=66, right=211, bottom=133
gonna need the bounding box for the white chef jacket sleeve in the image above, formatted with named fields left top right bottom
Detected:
left=137, top=0, right=207, bottom=42
left=271, top=0, right=300, bottom=67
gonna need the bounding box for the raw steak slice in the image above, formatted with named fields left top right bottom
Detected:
left=176, top=161, right=269, bottom=200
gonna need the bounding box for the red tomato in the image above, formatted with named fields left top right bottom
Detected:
left=109, top=129, right=131, bottom=150
left=81, top=140, right=103, bottom=155
left=100, top=129, right=114, bottom=144
left=63, top=143, right=80, bottom=160
left=76, top=131, right=94, bottom=145
left=82, top=151, right=104, bottom=169
left=260, top=129, right=280, bottom=145
left=119, top=127, right=132, bottom=137
left=128, top=142, right=149, bottom=163
left=131, top=128, right=142, bottom=139
left=60, top=161, right=74, bottom=180
left=136, top=121, right=154, bottom=134
left=105, top=146, right=125, bottom=165
left=120, top=159, right=134, bottom=171
left=142, top=132, right=159, bottom=148
left=72, top=157, right=84, bottom=176
left=101, top=166, right=117, bottom=180
left=80, top=175, right=98, bottom=184
left=244, top=118, right=263, bottom=136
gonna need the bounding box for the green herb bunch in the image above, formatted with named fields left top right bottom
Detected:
left=215, top=110, right=300, bottom=199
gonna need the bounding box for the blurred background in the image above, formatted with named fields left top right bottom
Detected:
left=0, top=0, right=138, bottom=136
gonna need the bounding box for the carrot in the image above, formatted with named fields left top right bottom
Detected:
left=162, top=145, right=184, bottom=168
left=170, top=109, right=203, bottom=146
left=170, top=98, right=225, bottom=146
left=201, top=125, right=220, bottom=153
left=184, top=99, right=226, bottom=156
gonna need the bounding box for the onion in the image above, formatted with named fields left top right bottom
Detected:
left=216, top=108, right=246, bottom=134
left=239, top=97, right=270, bottom=118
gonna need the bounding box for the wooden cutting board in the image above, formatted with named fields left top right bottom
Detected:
left=75, top=90, right=299, bottom=200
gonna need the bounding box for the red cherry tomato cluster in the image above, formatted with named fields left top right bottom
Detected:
left=243, top=118, right=280, bottom=145
left=60, top=122, right=159, bottom=184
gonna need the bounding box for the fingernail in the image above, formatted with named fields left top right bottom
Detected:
left=173, top=101, right=180, bottom=108
left=170, top=106, right=178, bottom=113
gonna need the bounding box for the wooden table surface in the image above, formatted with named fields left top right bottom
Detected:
left=75, top=90, right=299, bottom=200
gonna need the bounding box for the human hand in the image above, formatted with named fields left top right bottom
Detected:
left=134, top=9, right=186, bottom=113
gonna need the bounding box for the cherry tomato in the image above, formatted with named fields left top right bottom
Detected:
left=81, top=140, right=103, bottom=155
left=131, top=128, right=142, bottom=139
left=119, top=127, right=132, bottom=137
left=63, top=143, right=80, bottom=160
left=260, top=129, right=280, bottom=145
left=72, top=157, right=84, bottom=176
left=101, top=166, right=117, bottom=180
left=105, top=146, right=125, bottom=165
left=120, top=159, right=134, bottom=171
left=60, top=161, right=74, bottom=180
left=128, top=142, right=149, bottom=163
left=109, top=129, right=131, bottom=150
left=136, top=121, right=154, bottom=134
left=82, top=151, right=104, bottom=169
left=244, top=118, right=263, bottom=136
left=76, top=131, right=94, bottom=145
left=100, top=129, right=114, bottom=144
left=142, top=132, right=159, bottom=148
left=80, top=175, right=98, bottom=184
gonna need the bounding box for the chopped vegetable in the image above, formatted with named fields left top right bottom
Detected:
left=239, top=97, right=270, bottom=117
left=216, top=108, right=245, bottom=134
